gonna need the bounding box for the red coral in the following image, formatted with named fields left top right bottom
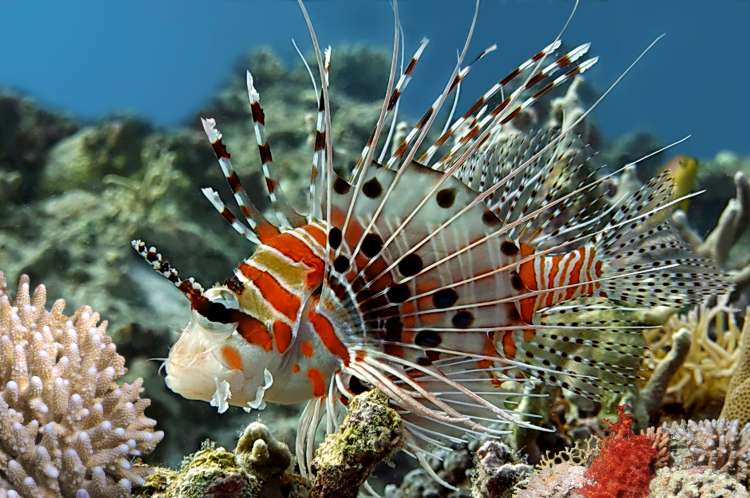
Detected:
left=579, top=406, right=657, bottom=498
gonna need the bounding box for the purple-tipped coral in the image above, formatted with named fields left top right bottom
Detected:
left=0, top=273, right=163, bottom=497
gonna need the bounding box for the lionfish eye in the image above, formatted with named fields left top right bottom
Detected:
left=192, top=287, right=241, bottom=327
left=205, top=288, right=239, bottom=310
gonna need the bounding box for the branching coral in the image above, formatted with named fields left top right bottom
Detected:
left=640, top=328, right=692, bottom=421
left=642, top=427, right=671, bottom=471
left=663, top=418, right=750, bottom=484
left=673, top=171, right=750, bottom=294
left=0, top=273, right=163, bottom=497
left=642, top=295, right=742, bottom=414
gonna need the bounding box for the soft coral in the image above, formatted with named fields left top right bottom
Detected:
left=579, top=406, right=657, bottom=498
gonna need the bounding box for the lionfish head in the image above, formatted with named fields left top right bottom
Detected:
left=131, top=241, right=275, bottom=413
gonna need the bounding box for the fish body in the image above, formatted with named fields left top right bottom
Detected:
left=133, top=1, right=730, bottom=479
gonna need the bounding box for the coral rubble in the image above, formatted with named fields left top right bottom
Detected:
left=0, top=273, right=163, bottom=497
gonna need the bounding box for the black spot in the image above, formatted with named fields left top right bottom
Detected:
left=482, top=209, right=501, bottom=226
left=333, top=176, right=351, bottom=195
left=349, top=376, right=369, bottom=395
left=362, top=177, right=383, bottom=198
left=333, top=255, right=350, bottom=273
left=361, top=233, right=383, bottom=258
left=415, top=330, right=441, bottom=348
left=433, top=288, right=458, bottom=308
left=501, top=240, right=519, bottom=256
left=436, top=188, right=456, bottom=208
left=511, top=271, right=524, bottom=290
left=398, top=253, right=423, bottom=277
left=384, top=317, right=403, bottom=341
left=387, top=283, right=411, bottom=303
left=329, top=227, right=342, bottom=249
left=417, top=356, right=433, bottom=366
left=452, top=311, right=474, bottom=329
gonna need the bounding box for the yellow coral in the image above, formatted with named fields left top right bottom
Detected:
left=721, top=315, right=750, bottom=424
left=643, top=295, right=742, bottom=413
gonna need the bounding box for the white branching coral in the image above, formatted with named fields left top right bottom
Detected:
left=0, top=273, right=163, bottom=498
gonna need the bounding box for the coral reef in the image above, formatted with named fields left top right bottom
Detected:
left=578, top=407, right=657, bottom=498
left=471, top=441, right=532, bottom=498
left=311, top=390, right=402, bottom=498
left=136, top=421, right=306, bottom=498
left=3, top=33, right=750, bottom=497
left=640, top=328, right=692, bottom=421
left=0, top=273, right=163, bottom=497
left=721, top=315, right=750, bottom=424
left=513, top=436, right=598, bottom=498
left=673, top=170, right=750, bottom=297
left=642, top=296, right=743, bottom=416
left=648, top=467, right=748, bottom=498
left=663, top=418, right=750, bottom=484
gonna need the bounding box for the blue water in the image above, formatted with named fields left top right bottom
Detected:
left=2, top=0, right=747, bottom=158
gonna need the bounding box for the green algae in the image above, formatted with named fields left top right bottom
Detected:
left=310, top=390, right=403, bottom=498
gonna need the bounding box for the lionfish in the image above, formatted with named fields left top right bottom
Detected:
left=132, top=0, right=729, bottom=487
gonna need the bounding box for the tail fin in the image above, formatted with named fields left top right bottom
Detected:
left=594, top=172, right=731, bottom=308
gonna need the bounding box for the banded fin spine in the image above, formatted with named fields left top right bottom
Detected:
left=200, top=117, right=280, bottom=242
left=245, top=70, right=306, bottom=228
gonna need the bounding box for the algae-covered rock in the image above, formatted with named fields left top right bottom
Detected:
left=0, top=91, right=78, bottom=200
left=174, top=445, right=261, bottom=498
left=311, top=390, right=403, bottom=498
left=471, top=440, right=532, bottom=498
left=41, top=118, right=150, bottom=195
left=136, top=422, right=306, bottom=498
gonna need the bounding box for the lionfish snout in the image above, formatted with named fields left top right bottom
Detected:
left=164, top=306, right=275, bottom=413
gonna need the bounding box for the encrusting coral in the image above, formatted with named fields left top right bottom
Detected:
left=0, top=273, right=163, bottom=497
left=721, top=315, right=750, bottom=425
left=648, top=467, right=749, bottom=498
left=515, top=436, right=599, bottom=498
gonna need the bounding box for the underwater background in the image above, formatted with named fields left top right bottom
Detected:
left=2, top=1, right=750, bottom=497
